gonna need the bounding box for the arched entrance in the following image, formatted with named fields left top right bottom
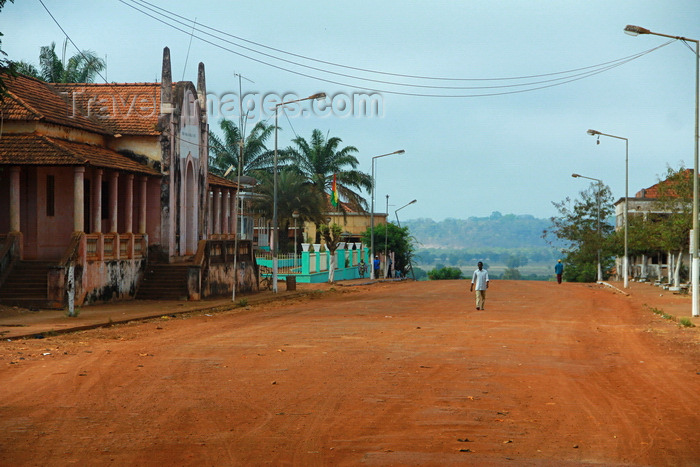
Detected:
left=183, top=159, right=198, bottom=255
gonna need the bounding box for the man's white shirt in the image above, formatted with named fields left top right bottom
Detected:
left=472, top=269, right=489, bottom=290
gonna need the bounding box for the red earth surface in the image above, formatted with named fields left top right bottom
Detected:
left=1, top=279, right=699, bottom=466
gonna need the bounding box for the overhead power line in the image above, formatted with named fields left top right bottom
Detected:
left=117, top=0, right=675, bottom=98
left=126, top=0, right=657, bottom=84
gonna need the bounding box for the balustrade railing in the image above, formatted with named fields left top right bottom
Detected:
left=84, top=233, right=147, bottom=261
left=255, top=245, right=369, bottom=279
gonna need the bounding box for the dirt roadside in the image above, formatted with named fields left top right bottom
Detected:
left=1, top=280, right=698, bottom=466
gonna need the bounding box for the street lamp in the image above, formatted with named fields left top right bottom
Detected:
left=394, top=199, right=417, bottom=227
left=623, top=24, right=699, bottom=316
left=370, top=150, right=405, bottom=279
left=273, top=92, right=326, bottom=293
left=572, top=173, right=603, bottom=282
left=384, top=194, right=390, bottom=278
left=587, top=129, right=629, bottom=288
left=292, top=210, right=300, bottom=269
left=395, top=199, right=417, bottom=280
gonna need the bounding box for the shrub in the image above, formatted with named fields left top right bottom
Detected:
left=428, top=266, right=463, bottom=280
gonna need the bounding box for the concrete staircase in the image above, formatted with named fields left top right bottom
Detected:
left=136, top=263, right=190, bottom=300
left=0, top=261, right=53, bottom=308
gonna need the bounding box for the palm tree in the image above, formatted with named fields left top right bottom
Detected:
left=283, top=129, right=372, bottom=213
left=208, top=119, right=275, bottom=178
left=251, top=168, right=324, bottom=252
left=37, top=41, right=106, bottom=83
left=14, top=60, right=40, bottom=79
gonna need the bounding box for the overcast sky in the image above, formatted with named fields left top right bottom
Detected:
left=3, top=0, right=699, bottom=221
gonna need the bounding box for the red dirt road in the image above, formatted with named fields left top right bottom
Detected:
left=1, top=280, right=699, bottom=466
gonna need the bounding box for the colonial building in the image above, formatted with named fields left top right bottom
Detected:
left=0, top=48, right=257, bottom=308
left=302, top=196, right=387, bottom=247
left=615, top=171, right=692, bottom=283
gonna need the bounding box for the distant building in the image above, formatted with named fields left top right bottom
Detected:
left=616, top=170, right=692, bottom=282
left=301, top=195, right=387, bottom=247
left=0, top=48, right=257, bottom=308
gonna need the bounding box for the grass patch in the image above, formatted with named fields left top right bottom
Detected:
left=645, top=305, right=696, bottom=327
left=237, top=298, right=248, bottom=307
left=645, top=304, right=675, bottom=321
left=679, top=317, right=696, bottom=328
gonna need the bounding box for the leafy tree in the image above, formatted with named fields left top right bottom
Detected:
left=412, top=267, right=428, bottom=281
left=506, top=253, right=528, bottom=269
left=501, top=267, right=522, bottom=280
left=319, top=223, right=343, bottom=282
left=361, top=222, right=416, bottom=277
left=653, top=166, right=693, bottom=286
left=428, top=266, right=463, bottom=280
left=544, top=182, right=616, bottom=282
left=283, top=129, right=371, bottom=213
left=208, top=119, right=275, bottom=177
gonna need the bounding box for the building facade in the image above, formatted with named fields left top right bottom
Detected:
left=0, top=48, right=256, bottom=308
left=615, top=172, right=692, bottom=283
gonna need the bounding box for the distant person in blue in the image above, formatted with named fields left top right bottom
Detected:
left=555, top=259, right=564, bottom=284
left=469, top=261, right=490, bottom=310
left=373, top=255, right=381, bottom=279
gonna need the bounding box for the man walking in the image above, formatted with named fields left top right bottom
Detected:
left=555, top=259, right=564, bottom=284
left=470, top=261, right=489, bottom=310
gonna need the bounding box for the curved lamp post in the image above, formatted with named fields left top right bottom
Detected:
left=587, top=129, right=628, bottom=288
left=572, top=173, right=603, bottom=282
left=623, top=24, right=699, bottom=316
left=395, top=199, right=417, bottom=279
left=394, top=199, right=417, bottom=227
left=370, top=150, right=405, bottom=279
left=273, top=93, right=326, bottom=293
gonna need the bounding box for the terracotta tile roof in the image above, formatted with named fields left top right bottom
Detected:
left=1, top=74, right=109, bottom=134
left=208, top=173, right=240, bottom=190
left=51, top=83, right=162, bottom=136
left=635, top=169, right=692, bottom=199
left=0, top=134, right=160, bottom=175
left=1, top=75, right=166, bottom=136
left=323, top=192, right=354, bottom=213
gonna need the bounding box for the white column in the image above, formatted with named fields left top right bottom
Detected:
left=9, top=166, right=20, bottom=232
left=223, top=190, right=230, bottom=235
left=208, top=192, right=213, bottom=236
left=73, top=167, right=85, bottom=232
left=138, top=176, right=147, bottom=234
left=109, top=172, right=119, bottom=232
left=92, top=169, right=103, bottom=233
left=214, top=188, right=222, bottom=235
left=125, top=174, right=134, bottom=233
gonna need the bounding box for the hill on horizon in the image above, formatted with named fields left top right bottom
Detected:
left=403, top=211, right=555, bottom=250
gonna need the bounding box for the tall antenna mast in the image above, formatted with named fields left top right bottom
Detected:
left=181, top=17, right=197, bottom=81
